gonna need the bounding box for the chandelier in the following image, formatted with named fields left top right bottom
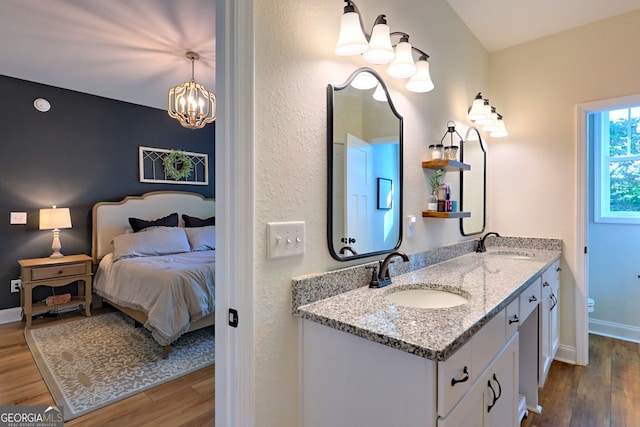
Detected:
left=168, top=51, right=216, bottom=129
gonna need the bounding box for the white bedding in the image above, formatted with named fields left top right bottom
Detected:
left=94, top=250, right=215, bottom=346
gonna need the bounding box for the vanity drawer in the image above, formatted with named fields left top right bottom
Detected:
left=438, top=337, right=473, bottom=416
left=437, top=308, right=506, bottom=417
left=519, top=277, right=542, bottom=322
left=506, top=298, right=520, bottom=338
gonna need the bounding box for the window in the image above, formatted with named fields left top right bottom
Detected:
left=593, top=106, right=640, bottom=223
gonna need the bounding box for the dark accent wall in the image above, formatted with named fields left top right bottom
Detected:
left=0, top=75, right=214, bottom=310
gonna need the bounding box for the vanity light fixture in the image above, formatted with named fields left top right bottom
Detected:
left=39, top=206, right=72, bottom=258
left=466, top=92, right=508, bottom=137
left=168, top=51, right=216, bottom=130
left=334, top=0, right=434, bottom=93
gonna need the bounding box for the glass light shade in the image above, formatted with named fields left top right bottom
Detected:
left=481, top=111, right=499, bottom=132
left=362, top=23, right=394, bottom=64
left=387, top=41, right=416, bottom=78
left=373, top=83, right=387, bottom=102
left=467, top=97, right=488, bottom=121
left=405, top=60, right=434, bottom=93
left=489, top=119, right=509, bottom=137
left=335, top=12, right=369, bottom=56
left=350, top=71, right=378, bottom=90
left=39, top=207, right=72, bottom=230
left=168, top=80, right=216, bottom=129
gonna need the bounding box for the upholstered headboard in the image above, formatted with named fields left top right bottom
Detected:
left=91, top=191, right=215, bottom=263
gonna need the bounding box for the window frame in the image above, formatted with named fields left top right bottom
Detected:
left=594, top=107, right=640, bottom=224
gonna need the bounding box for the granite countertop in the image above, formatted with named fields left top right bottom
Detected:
left=295, top=247, right=561, bottom=362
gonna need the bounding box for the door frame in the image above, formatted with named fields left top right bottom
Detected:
left=215, top=0, right=256, bottom=425
left=576, top=93, right=640, bottom=366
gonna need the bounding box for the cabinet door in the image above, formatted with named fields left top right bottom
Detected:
left=484, top=334, right=519, bottom=427
left=437, top=380, right=484, bottom=427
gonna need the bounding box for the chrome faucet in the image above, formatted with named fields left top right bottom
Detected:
left=476, top=232, right=501, bottom=253
left=370, top=251, right=409, bottom=288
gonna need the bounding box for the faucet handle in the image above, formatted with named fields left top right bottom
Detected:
left=367, top=265, right=380, bottom=288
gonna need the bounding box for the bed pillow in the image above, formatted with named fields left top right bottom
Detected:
left=129, top=212, right=178, bottom=232
left=184, top=225, right=216, bottom=251
left=112, top=226, right=191, bottom=261
left=182, top=214, right=215, bottom=227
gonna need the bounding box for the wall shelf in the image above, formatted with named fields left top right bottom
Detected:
left=422, top=211, right=470, bottom=219
left=422, top=159, right=470, bottom=171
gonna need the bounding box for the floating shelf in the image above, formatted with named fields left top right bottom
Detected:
left=422, top=159, right=470, bottom=171
left=422, top=211, right=471, bottom=219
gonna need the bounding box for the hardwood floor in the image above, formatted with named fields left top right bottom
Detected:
left=0, top=308, right=214, bottom=426
left=522, top=334, right=640, bottom=427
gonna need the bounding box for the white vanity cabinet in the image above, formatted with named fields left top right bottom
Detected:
left=300, top=308, right=518, bottom=427
left=539, top=260, right=560, bottom=387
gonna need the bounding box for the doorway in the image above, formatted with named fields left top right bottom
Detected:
left=577, top=93, right=640, bottom=364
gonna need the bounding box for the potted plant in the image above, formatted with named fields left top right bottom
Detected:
left=427, top=170, right=443, bottom=211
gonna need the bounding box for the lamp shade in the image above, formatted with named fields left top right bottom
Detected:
left=39, top=207, right=72, bottom=230
left=406, top=59, right=434, bottom=93
left=350, top=71, right=378, bottom=90
left=362, top=20, right=394, bottom=64
left=387, top=40, right=416, bottom=78
left=373, top=83, right=387, bottom=102
left=335, top=11, right=369, bottom=55
left=490, top=116, right=509, bottom=138
left=467, top=94, right=488, bottom=121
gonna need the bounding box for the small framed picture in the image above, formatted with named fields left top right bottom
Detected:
left=377, top=178, right=393, bottom=210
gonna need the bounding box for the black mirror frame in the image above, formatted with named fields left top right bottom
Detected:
left=327, top=67, right=404, bottom=261
left=459, top=126, right=487, bottom=236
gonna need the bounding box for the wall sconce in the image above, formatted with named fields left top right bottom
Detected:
left=168, top=51, right=216, bottom=130
left=334, top=0, right=434, bottom=93
left=467, top=92, right=509, bottom=137
left=39, top=206, right=72, bottom=258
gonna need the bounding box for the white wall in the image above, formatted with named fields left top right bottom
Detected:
left=252, top=0, right=488, bottom=424
left=488, top=10, right=640, bottom=356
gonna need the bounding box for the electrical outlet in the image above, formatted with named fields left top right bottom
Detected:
left=10, top=279, right=21, bottom=293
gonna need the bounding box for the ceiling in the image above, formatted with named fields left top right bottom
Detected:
left=0, top=0, right=215, bottom=110
left=1, top=1, right=638, bottom=110
left=445, top=0, right=640, bottom=52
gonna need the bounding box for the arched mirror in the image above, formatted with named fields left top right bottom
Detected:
left=327, top=68, right=403, bottom=261
left=460, top=127, right=486, bottom=235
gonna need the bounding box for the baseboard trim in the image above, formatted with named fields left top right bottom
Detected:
left=589, top=318, right=640, bottom=344
left=554, top=344, right=577, bottom=365
left=0, top=307, right=22, bottom=325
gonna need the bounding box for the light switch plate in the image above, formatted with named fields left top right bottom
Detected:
left=267, top=221, right=305, bottom=259
left=10, top=212, right=27, bottom=224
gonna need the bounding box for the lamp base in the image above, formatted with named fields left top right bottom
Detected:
left=49, top=251, right=64, bottom=258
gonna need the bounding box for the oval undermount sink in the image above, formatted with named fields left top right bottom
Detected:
left=486, top=250, right=534, bottom=260
left=385, top=288, right=469, bottom=309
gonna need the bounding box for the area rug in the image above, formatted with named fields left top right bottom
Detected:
left=25, top=312, right=214, bottom=421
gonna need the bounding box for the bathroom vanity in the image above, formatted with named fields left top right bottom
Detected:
left=294, top=243, right=561, bottom=427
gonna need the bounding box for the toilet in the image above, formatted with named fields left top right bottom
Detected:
left=587, top=298, right=595, bottom=313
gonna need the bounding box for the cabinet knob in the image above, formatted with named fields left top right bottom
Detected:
left=529, top=295, right=537, bottom=303
left=58, top=270, right=63, bottom=275
left=543, top=281, right=550, bottom=287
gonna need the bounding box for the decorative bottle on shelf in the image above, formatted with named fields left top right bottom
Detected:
left=427, top=191, right=438, bottom=211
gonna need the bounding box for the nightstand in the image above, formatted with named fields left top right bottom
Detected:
left=18, top=254, right=92, bottom=328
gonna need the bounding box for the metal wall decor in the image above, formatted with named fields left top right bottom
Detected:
left=139, top=146, right=208, bottom=185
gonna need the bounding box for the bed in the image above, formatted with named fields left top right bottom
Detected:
left=91, top=191, right=215, bottom=358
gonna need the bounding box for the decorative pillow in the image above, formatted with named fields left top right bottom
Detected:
left=182, top=214, right=215, bottom=227
left=184, top=226, right=215, bottom=251
left=112, top=227, right=190, bottom=261
left=129, top=212, right=178, bottom=232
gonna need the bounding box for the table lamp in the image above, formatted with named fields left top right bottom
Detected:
left=39, top=206, right=72, bottom=258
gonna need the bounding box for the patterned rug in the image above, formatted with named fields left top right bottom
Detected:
left=25, top=312, right=214, bottom=421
